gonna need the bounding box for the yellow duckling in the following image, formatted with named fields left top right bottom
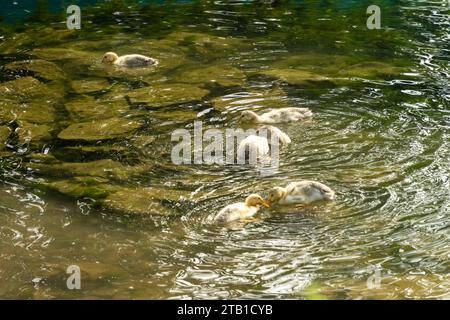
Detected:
left=267, top=180, right=335, bottom=206
left=102, top=52, right=158, bottom=67
left=239, top=107, right=312, bottom=124
left=214, top=194, right=270, bottom=223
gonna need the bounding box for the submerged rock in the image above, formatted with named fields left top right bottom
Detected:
left=4, top=59, right=67, bottom=83
left=71, top=78, right=112, bottom=94
left=64, top=95, right=130, bottom=122
left=16, top=121, right=52, bottom=145
left=46, top=177, right=118, bottom=199
left=1, top=101, right=57, bottom=124
left=54, top=145, right=132, bottom=162
left=27, top=158, right=152, bottom=182
left=58, top=117, right=143, bottom=141
left=103, top=187, right=195, bottom=216
left=28, top=159, right=122, bottom=178
left=0, top=77, right=64, bottom=125
left=131, top=135, right=156, bottom=149
left=264, top=54, right=405, bottom=83
left=339, top=61, right=404, bottom=79
left=0, top=126, right=11, bottom=149
left=165, top=31, right=250, bottom=59
left=260, top=69, right=334, bottom=87
left=126, top=83, right=208, bottom=107
left=173, top=64, right=246, bottom=87
left=31, top=47, right=95, bottom=64
left=0, top=76, right=64, bottom=103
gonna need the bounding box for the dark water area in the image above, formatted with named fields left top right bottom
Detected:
left=0, top=0, right=449, bottom=299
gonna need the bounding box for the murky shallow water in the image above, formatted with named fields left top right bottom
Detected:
left=0, top=1, right=449, bottom=299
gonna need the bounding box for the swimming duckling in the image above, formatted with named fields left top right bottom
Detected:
left=267, top=180, right=335, bottom=206
left=214, top=194, right=270, bottom=223
left=239, top=107, right=312, bottom=124
left=237, top=135, right=270, bottom=163
left=256, top=125, right=291, bottom=146
left=102, top=52, right=158, bottom=67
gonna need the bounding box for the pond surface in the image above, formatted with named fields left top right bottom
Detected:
left=0, top=0, right=449, bottom=299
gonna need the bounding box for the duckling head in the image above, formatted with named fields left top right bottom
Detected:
left=102, top=52, right=119, bottom=64
left=239, top=111, right=259, bottom=124
left=245, top=194, right=270, bottom=208
left=267, top=187, right=286, bottom=205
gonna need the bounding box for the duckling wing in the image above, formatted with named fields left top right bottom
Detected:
left=214, top=202, right=247, bottom=223
left=310, top=181, right=335, bottom=199
left=117, top=54, right=157, bottom=67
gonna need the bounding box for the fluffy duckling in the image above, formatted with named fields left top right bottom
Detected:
left=214, top=194, right=270, bottom=223
left=239, top=107, right=312, bottom=124
left=102, top=52, right=158, bottom=67
left=237, top=135, right=270, bottom=163
left=267, top=180, right=335, bottom=206
left=256, top=125, right=291, bottom=146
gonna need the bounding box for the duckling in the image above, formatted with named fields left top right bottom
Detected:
left=267, top=180, right=335, bottom=206
left=239, top=107, right=312, bottom=124
left=256, top=125, right=291, bottom=146
left=237, top=135, right=270, bottom=163
left=214, top=194, right=270, bottom=223
left=102, top=52, right=158, bottom=67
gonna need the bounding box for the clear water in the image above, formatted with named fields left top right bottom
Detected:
left=0, top=0, right=449, bottom=299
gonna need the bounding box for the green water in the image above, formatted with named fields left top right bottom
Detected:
left=0, top=0, right=449, bottom=299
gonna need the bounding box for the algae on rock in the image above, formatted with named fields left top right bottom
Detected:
left=58, top=117, right=143, bottom=141
left=16, top=121, right=52, bottom=146
left=103, top=187, right=195, bottom=216
left=173, top=64, right=246, bottom=87
left=4, top=59, right=67, bottom=83
left=126, top=83, right=209, bottom=107
left=46, top=177, right=118, bottom=199
left=0, top=126, right=11, bottom=149
left=71, top=78, right=112, bottom=94
left=260, top=69, right=334, bottom=87
left=64, top=95, right=130, bottom=122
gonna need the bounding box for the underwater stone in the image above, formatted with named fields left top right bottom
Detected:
left=64, top=95, right=130, bottom=122
left=173, top=64, right=246, bottom=87
left=58, top=117, right=143, bottom=141
left=28, top=159, right=125, bottom=179
left=126, top=83, right=209, bottom=107
left=0, top=101, right=57, bottom=124
left=31, top=48, right=94, bottom=63
left=46, top=177, right=118, bottom=199
left=17, top=121, right=52, bottom=145
left=165, top=31, right=250, bottom=59
left=71, top=78, right=112, bottom=94
left=339, top=61, right=403, bottom=79
left=132, top=135, right=156, bottom=149
left=4, top=59, right=67, bottom=83
left=104, top=187, right=193, bottom=216
left=0, top=126, right=11, bottom=149
left=27, top=158, right=153, bottom=183
left=0, top=76, right=64, bottom=102
left=54, top=145, right=131, bottom=162
left=260, top=69, right=334, bottom=87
